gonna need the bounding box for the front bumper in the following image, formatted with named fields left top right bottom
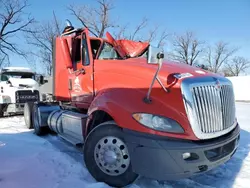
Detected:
left=123, top=124, right=240, bottom=181
left=5, top=103, right=25, bottom=113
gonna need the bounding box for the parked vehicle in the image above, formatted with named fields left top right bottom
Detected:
left=0, top=67, right=40, bottom=117
left=24, top=21, right=240, bottom=187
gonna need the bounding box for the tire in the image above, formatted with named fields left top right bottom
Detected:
left=0, top=104, right=3, bottom=117
left=24, top=102, right=34, bottom=129
left=32, top=103, right=49, bottom=136
left=83, top=121, right=138, bottom=187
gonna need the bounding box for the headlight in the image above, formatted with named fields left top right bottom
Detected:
left=132, top=113, right=184, bottom=133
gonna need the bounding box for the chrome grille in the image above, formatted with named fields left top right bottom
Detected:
left=181, top=76, right=237, bottom=139
left=16, top=90, right=40, bottom=103
left=192, top=85, right=235, bottom=133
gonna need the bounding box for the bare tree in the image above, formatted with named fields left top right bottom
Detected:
left=0, top=55, right=7, bottom=68
left=25, top=12, right=61, bottom=75
left=155, top=28, right=169, bottom=48
left=114, top=17, right=148, bottom=40
left=0, top=0, right=34, bottom=64
left=128, top=17, right=148, bottom=41
left=68, top=0, right=116, bottom=38
left=205, top=41, right=238, bottom=73
left=68, top=0, right=169, bottom=51
left=113, top=24, right=128, bottom=39
left=223, top=56, right=250, bottom=76
left=114, top=20, right=169, bottom=48
left=140, top=24, right=168, bottom=47
left=170, top=31, right=204, bottom=65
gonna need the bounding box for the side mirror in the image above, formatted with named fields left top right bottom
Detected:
left=147, top=45, right=164, bottom=64
left=39, top=75, right=44, bottom=85
left=6, top=80, right=12, bottom=86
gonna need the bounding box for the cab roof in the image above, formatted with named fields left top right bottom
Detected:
left=0, top=67, right=35, bottom=74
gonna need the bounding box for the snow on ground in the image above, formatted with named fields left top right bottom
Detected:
left=0, top=102, right=249, bottom=188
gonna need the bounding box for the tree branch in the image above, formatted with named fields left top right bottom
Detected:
left=0, top=0, right=34, bottom=60
left=68, top=0, right=116, bottom=38
left=223, top=56, right=250, bottom=76
left=170, top=31, right=204, bottom=65
left=205, top=41, right=238, bottom=73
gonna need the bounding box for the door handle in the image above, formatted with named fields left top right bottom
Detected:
left=69, top=79, right=72, bottom=90
left=74, top=68, right=85, bottom=75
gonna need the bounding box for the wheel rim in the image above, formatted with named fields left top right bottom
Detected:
left=94, top=136, right=130, bottom=176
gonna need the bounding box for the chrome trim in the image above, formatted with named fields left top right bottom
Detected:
left=181, top=76, right=237, bottom=139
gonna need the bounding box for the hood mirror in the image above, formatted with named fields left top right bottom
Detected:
left=147, top=45, right=164, bottom=64
left=144, top=45, right=169, bottom=104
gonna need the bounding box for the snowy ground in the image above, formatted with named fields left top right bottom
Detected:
left=0, top=102, right=249, bottom=188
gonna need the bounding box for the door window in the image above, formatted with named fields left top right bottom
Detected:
left=72, top=38, right=81, bottom=71
left=82, top=34, right=90, bottom=66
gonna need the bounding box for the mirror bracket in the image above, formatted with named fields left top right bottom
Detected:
left=144, top=51, right=169, bottom=104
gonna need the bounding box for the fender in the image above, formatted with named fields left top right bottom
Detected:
left=86, top=87, right=197, bottom=140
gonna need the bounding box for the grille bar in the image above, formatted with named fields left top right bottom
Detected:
left=16, top=90, right=40, bottom=103
left=192, top=84, right=235, bottom=134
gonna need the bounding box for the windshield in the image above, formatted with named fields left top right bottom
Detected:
left=0, top=72, right=35, bottom=81
left=98, top=42, right=122, bottom=60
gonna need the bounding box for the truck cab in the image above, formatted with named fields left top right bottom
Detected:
left=0, top=67, right=40, bottom=117
left=25, top=21, right=240, bottom=187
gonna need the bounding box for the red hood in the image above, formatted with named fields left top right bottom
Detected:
left=106, top=32, right=149, bottom=58
left=122, top=57, right=220, bottom=80
left=160, top=60, right=217, bottom=77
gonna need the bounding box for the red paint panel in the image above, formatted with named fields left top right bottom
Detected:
left=87, top=57, right=219, bottom=140
left=116, top=40, right=149, bottom=57
left=54, top=37, right=71, bottom=101
left=105, top=32, right=127, bottom=58
left=106, top=32, right=149, bottom=58
left=60, top=38, right=72, bottom=69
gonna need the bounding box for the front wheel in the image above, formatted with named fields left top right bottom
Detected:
left=83, top=121, right=138, bottom=187
left=24, top=102, right=34, bottom=129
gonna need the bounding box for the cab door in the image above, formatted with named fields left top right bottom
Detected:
left=69, top=29, right=94, bottom=109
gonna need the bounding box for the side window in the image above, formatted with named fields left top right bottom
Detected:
left=72, top=34, right=91, bottom=69
left=1, top=74, right=8, bottom=81
left=98, top=42, right=119, bottom=60
left=72, top=38, right=81, bottom=71
left=74, top=39, right=81, bottom=62
left=82, top=34, right=90, bottom=66
left=90, top=39, right=101, bottom=59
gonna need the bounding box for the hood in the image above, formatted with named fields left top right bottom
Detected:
left=106, top=32, right=149, bottom=58
left=121, top=58, right=219, bottom=82
left=8, top=78, right=38, bottom=88
left=160, top=61, right=216, bottom=77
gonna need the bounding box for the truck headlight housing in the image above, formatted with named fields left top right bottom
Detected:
left=132, top=113, right=184, bottom=133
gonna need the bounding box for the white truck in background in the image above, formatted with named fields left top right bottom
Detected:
left=0, top=67, right=41, bottom=117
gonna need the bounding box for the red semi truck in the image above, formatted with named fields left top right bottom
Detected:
left=24, top=21, right=240, bottom=187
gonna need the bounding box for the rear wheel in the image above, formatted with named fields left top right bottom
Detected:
left=32, top=103, right=49, bottom=135
left=83, top=121, right=138, bottom=187
left=24, top=102, right=34, bottom=129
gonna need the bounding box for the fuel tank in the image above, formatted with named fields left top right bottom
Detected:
left=47, top=109, right=88, bottom=145
left=47, top=109, right=65, bottom=133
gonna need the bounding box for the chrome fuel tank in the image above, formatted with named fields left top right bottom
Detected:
left=47, top=109, right=88, bottom=145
